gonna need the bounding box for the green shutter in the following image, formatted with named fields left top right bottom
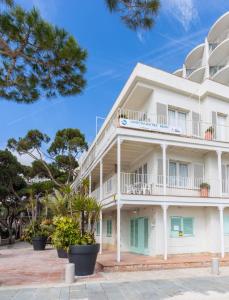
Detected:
left=134, top=219, right=138, bottom=247
left=224, top=216, right=229, bottom=234
left=183, top=217, right=193, bottom=236
left=144, top=218, right=148, bottom=249
left=171, top=217, right=181, bottom=237
left=130, top=219, right=134, bottom=247
left=96, top=222, right=100, bottom=235
left=106, top=219, right=112, bottom=236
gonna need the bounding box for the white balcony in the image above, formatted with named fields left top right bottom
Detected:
left=118, top=108, right=229, bottom=143
left=121, top=173, right=222, bottom=198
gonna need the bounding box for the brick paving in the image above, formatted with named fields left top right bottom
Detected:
left=97, top=250, right=229, bottom=272
left=0, top=242, right=66, bottom=286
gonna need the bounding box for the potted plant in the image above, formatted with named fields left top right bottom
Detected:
left=200, top=183, right=210, bottom=197
left=205, top=126, right=214, bottom=140
left=51, top=216, right=79, bottom=258
left=23, top=219, right=54, bottom=251
left=67, top=190, right=101, bottom=276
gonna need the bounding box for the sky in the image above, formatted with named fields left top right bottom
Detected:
left=1, top=0, right=229, bottom=164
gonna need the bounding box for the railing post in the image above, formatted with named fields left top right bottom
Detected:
left=100, top=159, right=103, bottom=202
left=217, top=150, right=222, bottom=197
left=161, top=144, right=167, bottom=195
left=218, top=206, right=225, bottom=258
left=117, top=137, right=121, bottom=262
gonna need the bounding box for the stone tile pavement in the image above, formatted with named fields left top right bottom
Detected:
left=2, top=274, right=229, bottom=299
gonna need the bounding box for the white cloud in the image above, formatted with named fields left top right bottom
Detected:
left=163, top=0, right=199, bottom=31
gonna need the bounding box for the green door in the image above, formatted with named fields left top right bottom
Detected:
left=130, top=217, right=149, bottom=255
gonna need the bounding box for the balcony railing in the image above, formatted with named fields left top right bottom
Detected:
left=118, top=108, right=229, bottom=143
left=91, top=173, right=229, bottom=201
left=121, top=173, right=223, bottom=198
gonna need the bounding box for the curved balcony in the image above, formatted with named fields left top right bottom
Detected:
left=185, top=43, right=204, bottom=69
left=211, top=64, right=229, bottom=85
left=208, top=11, right=229, bottom=44
left=188, top=66, right=205, bottom=83
left=173, top=68, right=183, bottom=77
left=209, top=38, right=229, bottom=66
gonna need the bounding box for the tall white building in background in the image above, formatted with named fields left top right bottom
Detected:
left=74, top=12, right=229, bottom=262
left=174, top=11, right=229, bottom=85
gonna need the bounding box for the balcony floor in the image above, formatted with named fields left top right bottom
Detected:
left=97, top=250, right=229, bottom=272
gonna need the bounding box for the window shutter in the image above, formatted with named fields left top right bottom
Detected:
left=157, top=158, right=163, bottom=184
left=192, top=112, right=200, bottom=136
left=224, top=216, right=229, bottom=234
left=183, top=217, right=193, bottom=236
left=157, top=103, right=167, bottom=124
left=212, top=111, right=217, bottom=139
left=130, top=220, right=134, bottom=247
left=144, top=218, right=148, bottom=249
left=193, top=164, right=204, bottom=188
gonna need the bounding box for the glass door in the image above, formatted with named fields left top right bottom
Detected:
left=217, top=115, right=226, bottom=141
left=130, top=217, right=149, bottom=255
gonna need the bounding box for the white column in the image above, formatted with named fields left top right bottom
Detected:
left=89, top=173, right=92, bottom=196
left=99, top=210, right=103, bottom=254
left=217, top=150, right=222, bottom=197
left=161, top=144, right=167, bottom=195
left=117, top=137, right=121, bottom=262
left=218, top=206, right=224, bottom=258
left=162, top=205, right=168, bottom=260
left=99, top=159, right=103, bottom=202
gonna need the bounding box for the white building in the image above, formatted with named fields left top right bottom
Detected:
left=75, top=12, right=229, bottom=262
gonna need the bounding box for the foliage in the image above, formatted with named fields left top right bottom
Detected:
left=7, top=128, right=88, bottom=187
left=0, top=4, right=87, bottom=103
left=71, top=193, right=101, bottom=238
left=0, top=150, right=28, bottom=243
left=206, top=126, right=214, bottom=134
left=105, top=0, right=160, bottom=30
left=51, top=216, right=80, bottom=250
left=22, top=219, right=54, bottom=243
left=200, top=182, right=210, bottom=190
left=47, top=187, right=71, bottom=218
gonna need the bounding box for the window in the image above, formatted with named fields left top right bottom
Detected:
left=106, top=219, right=112, bottom=237
left=171, top=216, right=194, bottom=237
left=168, top=161, right=189, bottom=187
left=133, top=163, right=148, bottom=184
left=168, top=109, right=187, bottom=134
left=96, top=222, right=100, bottom=236
left=224, top=216, right=229, bottom=235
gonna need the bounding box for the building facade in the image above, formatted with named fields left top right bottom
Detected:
left=74, top=13, right=229, bottom=262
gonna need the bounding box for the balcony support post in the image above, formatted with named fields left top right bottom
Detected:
left=218, top=206, right=225, bottom=258
left=217, top=150, right=222, bottom=197
left=161, top=144, right=167, bottom=195
left=162, top=205, right=168, bottom=260
left=117, top=137, right=121, bottom=262
left=100, top=159, right=103, bottom=202
left=99, top=210, right=103, bottom=254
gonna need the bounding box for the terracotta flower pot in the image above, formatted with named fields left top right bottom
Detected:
left=200, top=188, right=209, bottom=197
left=205, top=131, right=213, bottom=141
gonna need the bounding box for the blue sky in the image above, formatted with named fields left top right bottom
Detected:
left=1, top=0, right=229, bottom=163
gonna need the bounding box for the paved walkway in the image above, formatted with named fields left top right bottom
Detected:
left=2, top=274, right=229, bottom=299
left=0, top=242, right=66, bottom=286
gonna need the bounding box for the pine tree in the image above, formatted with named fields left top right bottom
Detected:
left=0, top=4, right=87, bottom=103
left=105, top=0, right=160, bottom=30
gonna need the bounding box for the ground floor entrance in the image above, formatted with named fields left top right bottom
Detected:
left=130, top=217, right=149, bottom=255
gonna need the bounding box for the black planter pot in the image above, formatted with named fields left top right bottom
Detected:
left=32, top=236, right=47, bottom=251
left=68, top=244, right=100, bottom=276
left=57, top=248, right=68, bottom=258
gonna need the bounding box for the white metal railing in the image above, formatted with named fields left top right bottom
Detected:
left=186, top=58, right=203, bottom=76
left=121, top=173, right=222, bottom=198
left=118, top=108, right=229, bottom=143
